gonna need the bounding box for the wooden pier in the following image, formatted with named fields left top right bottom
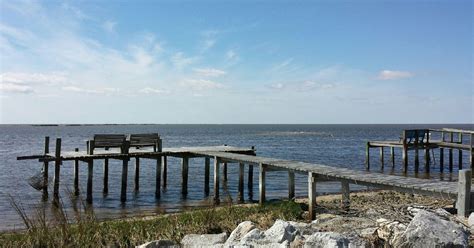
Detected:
left=366, top=128, right=474, bottom=174
left=17, top=132, right=474, bottom=220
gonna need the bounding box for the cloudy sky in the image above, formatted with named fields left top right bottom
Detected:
left=0, top=0, right=472, bottom=124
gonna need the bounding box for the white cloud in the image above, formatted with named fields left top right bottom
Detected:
left=193, top=68, right=226, bottom=77
left=171, top=52, right=197, bottom=69
left=180, top=79, right=224, bottom=91
left=139, top=87, right=170, bottom=94
left=62, top=86, right=120, bottom=95
left=271, top=58, right=293, bottom=71
left=0, top=72, right=68, bottom=85
left=377, top=70, right=414, bottom=80
left=226, top=50, right=237, bottom=60
left=102, top=20, right=117, bottom=33
left=269, top=83, right=284, bottom=89
left=0, top=83, right=33, bottom=93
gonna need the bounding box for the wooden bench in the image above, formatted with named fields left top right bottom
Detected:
left=402, top=129, right=429, bottom=147
left=129, top=133, right=162, bottom=152
left=87, top=134, right=128, bottom=155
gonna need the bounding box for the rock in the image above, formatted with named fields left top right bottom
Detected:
left=136, top=240, right=179, bottom=248
left=395, top=209, right=469, bottom=247
left=376, top=219, right=407, bottom=246
left=264, top=219, right=299, bottom=243
left=311, top=214, right=341, bottom=225
left=181, top=233, right=227, bottom=248
left=468, top=212, right=474, bottom=228
left=288, top=221, right=314, bottom=235
left=303, top=232, right=350, bottom=248
left=240, top=228, right=266, bottom=244
left=224, top=221, right=257, bottom=246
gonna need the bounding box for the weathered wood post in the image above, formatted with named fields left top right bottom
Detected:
left=182, top=156, right=189, bottom=195
left=213, top=157, right=220, bottom=204
left=414, top=130, right=419, bottom=172
left=341, top=181, right=350, bottom=211
left=74, top=148, right=80, bottom=196
left=53, top=138, right=61, bottom=203
left=155, top=156, right=162, bottom=198
left=365, top=142, right=370, bottom=170
left=390, top=147, right=395, bottom=167
left=259, top=163, right=266, bottom=205
left=402, top=131, right=408, bottom=172
left=459, top=133, right=463, bottom=169
left=121, top=159, right=128, bottom=202
left=223, top=162, right=228, bottom=182
left=103, top=158, right=109, bottom=194
left=440, top=132, right=445, bottom=172
left=134, top=157, right=140, bottom=192
left=238, top=162, right=245, bottom=203
left=42, top=136, right=49, bottom=200
left=204, top=157, right=210, bottom=195
left=288, top=170, right=295, bottom=200
left=456, top=169, right=472, bottom=217
left=248, top=164, right=254, bottom=191
left=308, top=172, right=317, bottom=220
left=449, top=132, right=454, bottom=171
left=162, top=156, right=167, bottom=188
left=379, top=147, right=384, bottom=169
left=424, top=129, right=430, bottom=173
left=470, top=133, right=473, bottom=170
left=86, top=159, right=93, bottom=204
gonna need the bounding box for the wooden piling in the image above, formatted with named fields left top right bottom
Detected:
left=470, top=134, right=473, bottom=169
left=162, top=156, right=167, bottom=188
left=440, top=148, right=444, bottom=172
left=238, top=162, right=244, bottom=203
left=402, top=131, right=408, bottom=172
left=365, top=142, right=370, bottom=170
left=248, top=164, right=254, bottom=190
left=103, top=158, right=109, bottom=194
left=134, top=157, right=140, bottom=192
left=341, top=181, right=350, bottom=211
left=456, top=169, right=472, bottom=217
left=288, top=170, right=295, bottom=200
left=259, top=163, right=266, bottom=205
left=42, top=136, right=49, bottom=199
left=459, top=133, right=463, bottom=169
left=223, top=162, right=228, bottom=181
left=155, top=157, right=162, bottom=198
left=182, top=156, right=189, bottom=195
left=74, top=148, right=80, bottom=196
left=120, top=159, right=128, bottom=202
left=308, top=172, right=317, bottom=220
left=213, top=157, right=220, bottom=204
left=53, top=138, right=61, bottom=202
left=424, top=149, right=430, bottom=173
left=204, top=157, right=210, bottom=195
left=414, top=130, right=419, bottom=172
left=390, top=147, right=395, bottom=167
left=379, top=147, right=384, bottom=168
left=449, top=132, right=454, bottom=171
left=86, top=159, right=93, bottom=204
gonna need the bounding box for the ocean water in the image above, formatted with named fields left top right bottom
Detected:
left=0, top=124, right=472, bottom=231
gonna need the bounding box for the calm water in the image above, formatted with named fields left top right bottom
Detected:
left=0, top=124, right=472, bottom=231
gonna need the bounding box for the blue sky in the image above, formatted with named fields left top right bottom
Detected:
left=0, top=0, right=472, bottom=124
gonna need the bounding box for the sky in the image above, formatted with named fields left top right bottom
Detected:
left=0, top=0, right=472, bottom=124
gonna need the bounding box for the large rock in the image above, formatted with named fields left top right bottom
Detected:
left=136, top=240, right=179, bottom=248
left=224, top=221, right=257, bottom=246
left=468, top=212, right=474, bottom=228
left=181, top=233, right=227, bottom=248
left=395, top=209, right=469, bottom=247
left=264, top=219, right=299, bottom=243
left=235, top=220, right=300, bottom=247
left=303, top=232, right=350, bottom=248
left=376, top=218, right=407, bottom=246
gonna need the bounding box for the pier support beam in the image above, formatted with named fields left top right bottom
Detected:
left=470, top=134, right=473, bottom=169
left=365, top=142, right=370, bottom=170
left=120, top=159, right=128, bottom=202
left=459, top=133, right=463, bottom=170
left=414, top=130, right=420, bottom=172
left=248, top=164, right=254, bottom=192
left=440, top=148, right=444, bottom=172
left=103, top=158, right=108, bottom=194
left=182, top=156, right=189, bottom=195
left=259, top=163, right=266, bottom=205
left=308, top=172, right=317, bottom=220
left=402, top=132, right=408, bottom=172
left=457, top=169, right=472, bottom=217
left=204, top=157, right=210, bottom=195
left=87, top=159, right=93, bottom=204
left=162, top=156, right=167, bottom=188
left=42, top=136, right=49, bottom=200
left=223, top=162, right=228, bottom=181
left=155, top=157, right=162, bottom=198
left=74, top=148, right=80, bottom=196
left=449, top=132, right=454, bottom=172
left=288, top=170, right=295, bottom=200
left=134, top=157, right=140, bottom=192
left=213, top=157, right=220, bottom=204
left=424, top=149, right=430, bottom=173
left=53, top=138, right=61, bottom=203
left=238, top=163, right=244, bottom=203
left=379, top=147, right=384, bottom=169
left=390, top=147, right=395, bottom=167
left=341, top=181, right=350, bottom=211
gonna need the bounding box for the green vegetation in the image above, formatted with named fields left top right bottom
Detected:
left=0, top=197, right=304, bottom=247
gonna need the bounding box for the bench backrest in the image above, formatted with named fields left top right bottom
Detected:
left=130, top=133, right=162, bottom=151
left=404, top=129, right=428, bottom=144
left=93, top=134, right=127, bottom=148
